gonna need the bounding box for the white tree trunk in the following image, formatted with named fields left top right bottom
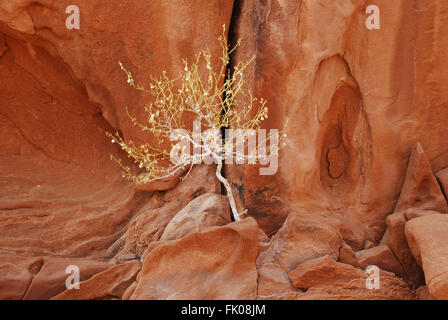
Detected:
left=214, top=157, right=241, bottom=221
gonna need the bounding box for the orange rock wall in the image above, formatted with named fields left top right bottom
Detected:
left=1, top=0, right=448, bottom=300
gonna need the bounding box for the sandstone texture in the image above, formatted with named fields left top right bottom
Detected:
left=295, top=270, right=415, bottom=300
left=405, top=214, right=448, bottom=299
left=24, top=258, right=111, bottom=299
left=355, top=244, right=404, bottom=276
left=160, top=193, right=231, bottom=241
left=1, top=0, right=448, bottom=300
left=130, top=218, right=260, bottom=300
left=288, top=255, right=366, bottom=289
left=289, top=255, right=414, bottom=300
left=52, top=261, right=140, bottom=300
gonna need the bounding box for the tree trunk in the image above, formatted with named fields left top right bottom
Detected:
left=214, top=157, right=241, bottom=221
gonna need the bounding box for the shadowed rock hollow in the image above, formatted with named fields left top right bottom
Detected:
left=1, top=0, right=448, bottom=300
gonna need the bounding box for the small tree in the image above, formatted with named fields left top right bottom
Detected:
left=107, top=26, right=286, bottom=221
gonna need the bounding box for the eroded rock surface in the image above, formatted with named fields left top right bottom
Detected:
left=0, top=255, right=43, bottom=299
left=160, top=193, right=231, bottom=241
left=130, top=218, right=260, bottom=300
left=52, top=261, right=140, bottom=300
left=1, top=0, right=448, bottom=300
left=406, top=214, right=448, bottom=299
left=24, top=258, right=111, bottom=300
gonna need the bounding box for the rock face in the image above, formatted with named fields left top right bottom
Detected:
left=1, top=0, right=448, bottom=300
left=228, top=0, right=448, bottom=245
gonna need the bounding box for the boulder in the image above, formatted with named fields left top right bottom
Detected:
left=394, top=143, right=448, bottom=213
left=255, top=212, right=343, bottom=299
left=257, top=212, right=342, bottom=272
left=338, top=241, right=360, bottom=267
left=405, top=214, right=448, bottom=299
left=160, top=193, right=231, bottom=241
left=382, top=212, right=423, bottom=284
left=380, top=143, right=447, bottom=284
left=113, top=200, right=183, bottom=259
left=257, top=262, right=300, bottom=300
left=289, top=253, right=414, bottom=300
left=111, top=165, right=221, bottom=259
left=288, top=255, right=365, bottom=289
left=356, top=244, right=404, bottom=276
left=130, top=218, right=260, bottom=300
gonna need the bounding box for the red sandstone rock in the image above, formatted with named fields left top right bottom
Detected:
left=288, top=255, right=365, bottom=289
left=1, top=0, right=448, bottom=301
left=380, top=143, right=447, bottom=284
left=256, top=262, right=301, bottom=300
left=130, top=218, right=259, bottom=300
left=122, top=281, right=137, bottom=300
left=405, top=214, right=448, bottom=299
left=110, top=165, right=220, bottom=259
left=288, top=253, right=414, bottom=300
left=23, top=259, right=111, bottom=300
left=394, top=143, right=448, bottom=213
left=416, top=286, right=436, bottom=300
left=0, top=34, right=6, bottom=56
left=257, top=212, right=342, bottom=272
left=52, top=261, right=140, bottom=300
left=0, top=38, right=143, bottom=257
left=405, top=208, right=441, bottom=220
left=0, top=0, right=230, bottom=261
left=112, top=200, right=182, bottom=259
left=338, top=241, right=360, bottom=267
left=295, top=270, right=415, bottom=300
left=355, top=245, right=404, bottom=276
left=160, top=193, right=231, bottom=241
left=382, top=212, right=424, bottom=284
left=436, top=168, right=448, bottom=200
left=162, top=164, right=221, bottom=204
left=228, top=0, right=448, bottom=251
left=0, top=255, right=43, bottom=299
left=255, top=212, right=343, bottom=299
